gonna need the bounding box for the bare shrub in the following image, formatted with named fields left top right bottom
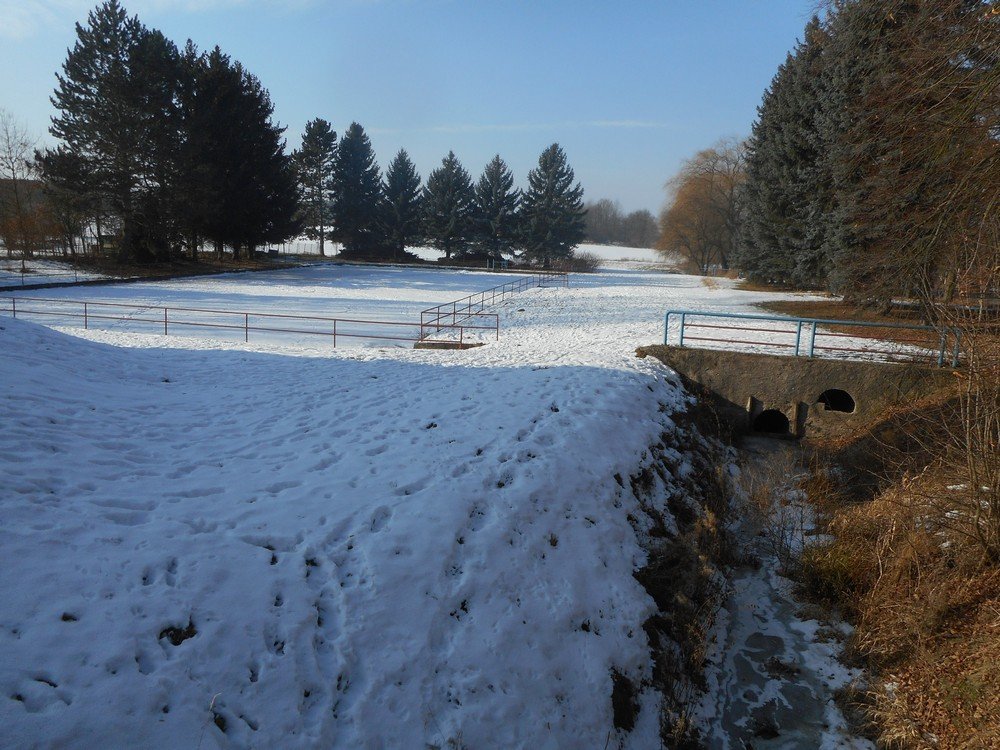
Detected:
left=699, top=276, right=720, bottom=290
left=735, top=446, right=809, bottom=571
left=550, top=250, right=600, bottom=273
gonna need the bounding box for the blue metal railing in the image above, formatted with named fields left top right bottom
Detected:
left=663, top=310, right=961, bottom=367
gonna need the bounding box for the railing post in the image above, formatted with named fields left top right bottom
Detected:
left=952, top=328, right=961, bottom=367
left=164, top=307, right=168, bottom=335
left=664, top=312, right=670, bottom=345
left=11, top=297, right=15, bottom=318
left=938, top=330, right=947, bottom=367
left=333, top=319, right=337, bottom=347
left=678, top=313, right=686, bottom=346
left=795, top=320, right=803, bottom=356
left=84, top=302, right=88, bottom=330
left=460, top=326, right=464, bottom=349
left=244, top=313, right=248, bottom=343
left=808, top=322, right=816, bottom=357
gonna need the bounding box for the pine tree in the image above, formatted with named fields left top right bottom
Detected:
left=172, top=39, right=211, bottom=260
left=36, top=146, right=94, bottom=257
left=737, top=18, right=829, bottom=287
left=817, top=1, right=920, bottom=302
left=380, top=149, right=423, bottom=259
left=177, top=46, right=298, bottom=259
left=423, top=151, right=475, bottom=260
left=48, top=0, right=182, bottom=262
left=519, top=143, right=585, bottom=267
left=472, top=155, right=520, bottom=259
left=222, top=55, right=299, bottom=256
left=292, top=118, right=336, bottom=256
left=330, top=122, right=381, bottom=256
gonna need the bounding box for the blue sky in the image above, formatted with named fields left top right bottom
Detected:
left=0, top=1, right=816, bottom=212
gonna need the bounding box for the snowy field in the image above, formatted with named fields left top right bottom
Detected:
left=0, top=259, right=110, bottom=287
left=4, top=265, right=534, bottom=348
left=263, top=239, right=679, bottom=271
left=0, top=267, right=863, bottom=748
left=4, top=262, right=931, bottom=362
left=573, top=242, right=680, bottom=270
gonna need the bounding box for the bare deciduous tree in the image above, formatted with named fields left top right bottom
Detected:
left=621, top=209, right=658, bottom=248
left=584, top=198, right=624, bottom=245
left=0, top=108, right=42, bottom=262
left=656, top=138, right=746, bottom=274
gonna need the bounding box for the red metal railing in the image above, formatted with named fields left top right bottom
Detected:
left=1, top=296, right=497, bottom=349
left=420, top=271, right=568, bottom=338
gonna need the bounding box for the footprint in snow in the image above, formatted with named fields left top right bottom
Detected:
left=369, top=506, right=392, bottom=532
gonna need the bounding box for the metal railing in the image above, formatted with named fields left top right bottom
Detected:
left=663, top=310, right=962, bottom=367
left=1, top=296, right=497, bottom=349
left=420, top=271, right=568, bottom=338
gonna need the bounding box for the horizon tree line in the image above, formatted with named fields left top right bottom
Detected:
left=583, top=199, right=657, bottom=249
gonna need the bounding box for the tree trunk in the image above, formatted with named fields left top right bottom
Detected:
left=94, top=215, right=103, bottom=258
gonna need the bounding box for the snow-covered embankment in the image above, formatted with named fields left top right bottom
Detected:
left=0, top=284, right=729, bottom=748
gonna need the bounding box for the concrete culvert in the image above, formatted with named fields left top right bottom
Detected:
left=817, top=388, right=856, bottom=413
left=753, top=409, right=790, bottom=435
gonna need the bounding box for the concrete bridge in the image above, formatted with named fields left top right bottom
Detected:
left=636, top=345, right=955, bottom=441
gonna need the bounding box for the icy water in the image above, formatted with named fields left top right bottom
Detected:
left=696, top=438, right=874, bottom=749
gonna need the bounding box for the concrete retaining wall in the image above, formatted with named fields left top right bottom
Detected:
left=636, top=345, right=955, bottom=440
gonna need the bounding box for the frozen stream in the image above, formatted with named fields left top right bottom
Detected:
left=696, top=438, right=874, bottom=749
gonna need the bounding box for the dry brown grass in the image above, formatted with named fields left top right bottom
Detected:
left=737, top=446, right=809, bottom=570
left=758, top=298, right=923, bottom=324
left=734, top=278, right=802, bottom=293
left=799, top=385, right=1000, bottom=748
left=756, top=298, right=956, bottom=354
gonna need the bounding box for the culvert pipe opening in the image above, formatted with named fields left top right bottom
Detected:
left=817, top=389, right=856, bottom=413
left=753, top=409, right=790, bottom=435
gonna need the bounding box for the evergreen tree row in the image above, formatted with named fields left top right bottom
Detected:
left=39, top=0, right=298, bottom=263
left=39, top=1, right=587, bottom=267
left=292, top=124, right=585, bottom=267
left=735, top=0, right=998, bottom=306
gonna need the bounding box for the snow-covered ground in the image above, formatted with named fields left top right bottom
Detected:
left=0, top=267, right=863, bottom=748
left=263, top=240, right=680, bottom=272
left=4, top=265, right=809, bottom=354
left=574, top=242, right=680, bottom=271
left=0, top=259, right=111, bottom=287
left=4, top=264, right=534, bottom=348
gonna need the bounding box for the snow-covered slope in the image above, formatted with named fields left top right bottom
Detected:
left=0, top=268, right=814, bottom=748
